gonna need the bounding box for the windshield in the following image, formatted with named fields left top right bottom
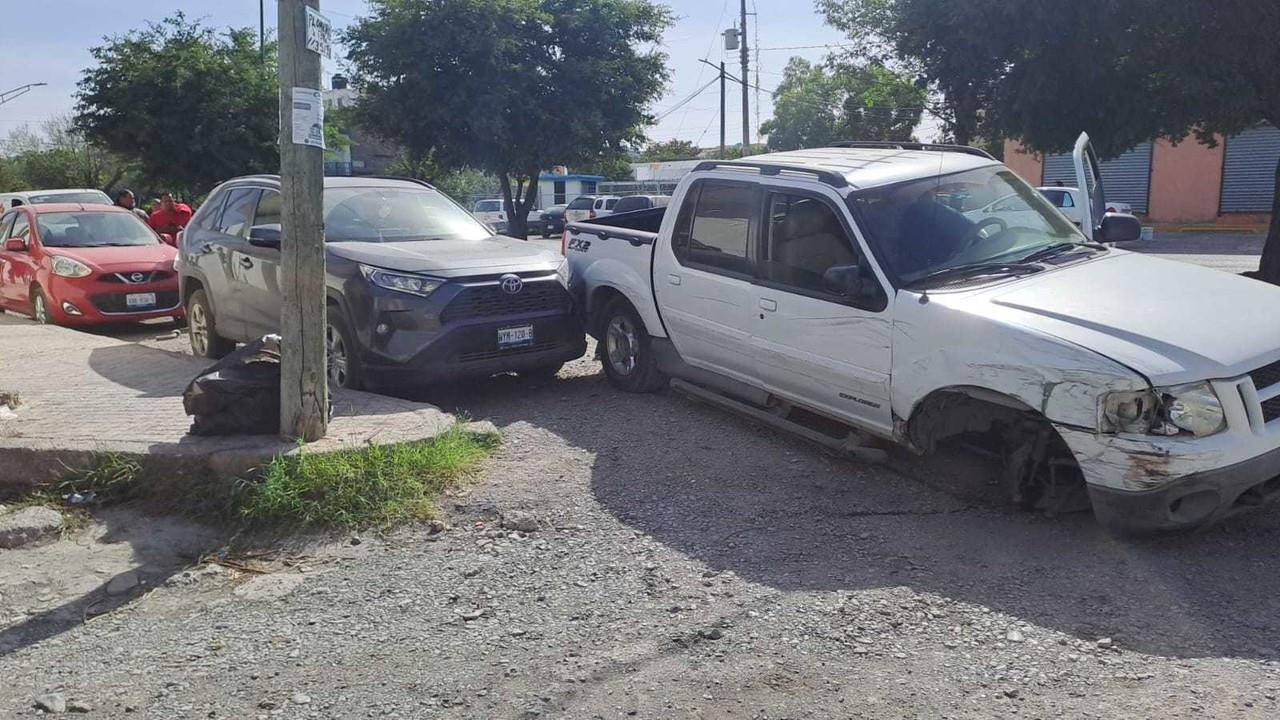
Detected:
left=38, top=211, right=159, bottom=247
left=474, top=200, right=502, bottom=212
left=567, top=197, right=594, bottom=210
left=29, top=191, right=112, bottom=205
left=850, top=166, right=1086, bottom=286
left=323, top=187, right=491, bottom=243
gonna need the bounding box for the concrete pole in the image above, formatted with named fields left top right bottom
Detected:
left=277, top=0, right=328, bottom=441
left=740, top=0, right=750, bottom=150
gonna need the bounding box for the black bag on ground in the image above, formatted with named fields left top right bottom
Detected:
left=183, top=335, right=282, bottom=436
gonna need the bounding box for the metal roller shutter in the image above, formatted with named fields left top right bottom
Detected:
left=1221, top=125, right=1280, bottom=213
left=1041, top=142, right=1153, bottom=213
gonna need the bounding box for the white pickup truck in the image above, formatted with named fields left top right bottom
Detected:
left=563, top=135, right=1280, bottom=534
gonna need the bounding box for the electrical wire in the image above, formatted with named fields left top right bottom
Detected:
left=652, top=76, right=722, bottom=122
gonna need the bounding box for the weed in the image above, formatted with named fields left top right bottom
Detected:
left=237, top=424, right=499, bottom=529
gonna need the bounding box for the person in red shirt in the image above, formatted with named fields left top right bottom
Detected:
left=148, top=193, right=193, bottom=235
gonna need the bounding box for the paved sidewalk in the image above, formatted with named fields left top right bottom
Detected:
left=0, top=314, right=453, bottom=493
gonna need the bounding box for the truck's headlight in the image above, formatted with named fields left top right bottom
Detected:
left=359, top=265, right=444, bottom=298
left=1101, top=390, right=1157, bottom=434
left=50, top=255, right=92, bottom=278
left=1161, top=382, right=1226, bottom=438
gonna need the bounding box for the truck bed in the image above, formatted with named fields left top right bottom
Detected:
left=564, top=207, right=668, bottom=338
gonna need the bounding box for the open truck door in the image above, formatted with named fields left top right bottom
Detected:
left=1073, top=132, right=1142, bottom=244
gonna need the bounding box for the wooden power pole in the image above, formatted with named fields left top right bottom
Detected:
left=739, top=0, right=750, bottom=149
left=277, top=0, right=328, bottom=441
left=719, top=62, right=726, bottom=158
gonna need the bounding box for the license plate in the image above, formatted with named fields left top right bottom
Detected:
left=497, top=325, right=534, bottom=348
left=125, top=292, right=157, bottom=309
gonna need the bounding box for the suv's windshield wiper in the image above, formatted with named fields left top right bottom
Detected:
left=907, top=262, right=1042, bottom=289
left=1018, top=242, right=1098, bottom=264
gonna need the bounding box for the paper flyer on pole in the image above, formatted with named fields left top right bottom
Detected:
left=291, top=87, right=325, bottom=149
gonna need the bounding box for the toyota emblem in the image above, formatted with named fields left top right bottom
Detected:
left=500, top=274, right=523, bottom=295
left=130, top=272, right=145, bottom=283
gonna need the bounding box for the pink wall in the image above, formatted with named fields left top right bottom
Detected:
left=1003, top=140, right=1043, bottom=185
left=1147, top=135, right=1224, bottom=224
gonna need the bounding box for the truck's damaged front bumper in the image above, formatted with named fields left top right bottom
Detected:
left=1059, top=427, right=1280, bottom=533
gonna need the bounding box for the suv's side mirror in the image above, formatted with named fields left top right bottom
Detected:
left=248, top=226, right=282, bottom=248
left=822, top=264, right=866, bottom=298
left=1099, top=212, right=1142, bottom=244
left=3, top=238, right=25, bottom=252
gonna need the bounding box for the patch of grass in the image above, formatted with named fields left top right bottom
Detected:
left=237, top=424, right=499, bottom=529
left=40, top=453, right=143, bottom=503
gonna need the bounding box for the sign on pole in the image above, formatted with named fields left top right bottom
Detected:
left=305, top=6, right=333, bottom=58
left=291, top=87, right=325, bottom=148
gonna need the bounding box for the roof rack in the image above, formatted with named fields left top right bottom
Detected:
left=829, top=141, right=996, bottom=160
left=692, top=161, right=849, bottom=189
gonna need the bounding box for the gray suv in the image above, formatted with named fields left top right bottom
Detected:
left=177, top=176, right=585, bottom=389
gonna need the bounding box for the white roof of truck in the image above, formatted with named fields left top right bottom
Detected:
left=732, top=145, right=1000, bottom=190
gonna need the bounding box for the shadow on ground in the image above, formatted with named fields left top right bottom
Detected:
left=416, top=368, right=1280, bottom=663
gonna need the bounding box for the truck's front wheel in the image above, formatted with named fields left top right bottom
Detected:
left=599, top=297, right=666, bottom=393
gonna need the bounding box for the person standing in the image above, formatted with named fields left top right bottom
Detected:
left=114, top=189, right=151, bottom=223
left=148, top=193, right=194, bottom=234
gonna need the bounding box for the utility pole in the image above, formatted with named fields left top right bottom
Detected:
left=277, top=0, right=328, bottom=441
left=740, top=0, right=750, bottom=150
left=719, top=62, right=726, bottom=158
left=259, top=0, right=266, bottom=64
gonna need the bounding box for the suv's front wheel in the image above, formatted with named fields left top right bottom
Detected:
left=325, top=309, right=364, bottom=391
left=187, top=289, right=234, bottom=359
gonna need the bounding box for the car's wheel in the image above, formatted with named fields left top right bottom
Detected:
left=599, top=297, right=666, bottom=393
left=30, top=286, right=53, bottom=325
left=325, top=308, right=363, bottom=391
left=186, top=289, right=234, bottom=359
left=520, top=362, right=564, bottom=381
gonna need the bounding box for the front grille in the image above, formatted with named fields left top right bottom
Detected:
left=90, top=290, right=180, bottom=314
left=100, top=270, right=173, bottom=284
left=1263, top=397, right=1280, bottom=424
left=441, top=281, right=570, bottom=324
left=459, top=341, right=560, bottom=363
left=1250, top=358, right=1280, bottom=393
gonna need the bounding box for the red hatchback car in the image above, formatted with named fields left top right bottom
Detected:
left=0, top=204, right=182, bottom=326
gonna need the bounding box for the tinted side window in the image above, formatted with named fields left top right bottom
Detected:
left=11, top=214, right=30, bottom=240
left=0, top=212, right=15, bottom=240
left=673, top=182, right=757, bottom=276
left=567, top=197, right=593, bottom=210
left=762, top=194, right=858, bottom=294
left=253, top=190, right=282, bottom=230
left=218, top=189, right=261, bottom=238
left=193, top=190, right=228, bottom=231
left=604, top=199, right=618, bottom=210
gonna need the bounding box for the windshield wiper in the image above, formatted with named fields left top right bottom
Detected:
left=907, top=262, right=1042, bottom=289
left=1017, top=242, right=1104, bottom=264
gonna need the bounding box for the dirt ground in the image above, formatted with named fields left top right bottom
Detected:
left=3, top=347, right=1280, bottom=719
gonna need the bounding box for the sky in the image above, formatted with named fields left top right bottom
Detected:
left=0, top=0, right=868, bottom=152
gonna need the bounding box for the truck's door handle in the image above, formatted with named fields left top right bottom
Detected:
left=759, top=298, right=778, bottom=312
left=668, top=274, right=682, bottom=286
left=197, top=243, right=214, bottom=255
left=239, top=257, right=254, bottom=269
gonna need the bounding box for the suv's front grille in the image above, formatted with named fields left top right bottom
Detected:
left=441, top=281, right=570, bottom=324
left=1250, top=358, right=1280, bottom=393
left=1263, top=397, right=1280, bottom=424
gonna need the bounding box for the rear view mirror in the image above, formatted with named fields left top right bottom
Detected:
left=248, top=226, right=282, bottom=248
left=1100, top=213, right=1142, bottom=243
left=3, top=238, right=25, bottom=252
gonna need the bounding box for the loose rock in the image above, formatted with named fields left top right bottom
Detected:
left=0, top=506, right=63, bottom=549
left=501, top=511, right=540, bottom=533
left=34, top=693, right=67, bottom=713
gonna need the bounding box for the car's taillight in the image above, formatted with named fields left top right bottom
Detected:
left=561, top=231, right=568, bottom=256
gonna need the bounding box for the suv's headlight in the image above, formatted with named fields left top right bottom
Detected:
left=50, top=255, right=92, bottom=278
left=359, top=265, right=444, bottom=298
left=1162, top=382, right=1226, bottom=438
left=1100, top=382, right=1226, bottom=438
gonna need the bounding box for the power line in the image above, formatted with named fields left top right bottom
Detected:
left=756, top=43, right=857, bottom=52
left=653, top=76, right=721, bottom=122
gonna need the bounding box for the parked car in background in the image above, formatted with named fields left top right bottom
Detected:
left=1037, top=186, right=1085, bottom=226
left=178, top=176, right=585, bottom=390
left=611, top=195, right=672, bottom=215
left=0, top=203, right=181, bottom=326
left=561, top=136, right=1280, bottom=534
left=0, top=188, right=113, bottom=208
left=473, top=199, right=506, bottom=230
left=538, top=204, right=568, bottom=237
left=564, top=195, right=621, bottom=224
left=590, top=196, right=621, bottom=219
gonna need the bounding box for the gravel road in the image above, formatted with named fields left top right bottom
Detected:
left=4, top=347, right=1280, bottom=718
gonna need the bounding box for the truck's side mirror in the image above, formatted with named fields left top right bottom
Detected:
left=1099, top=212, right=1142, bottom=244
left=823, top=264, right=865, bottom=298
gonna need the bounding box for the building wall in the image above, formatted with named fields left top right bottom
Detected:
left=1147, top=135, right=1224, bottom=224
left=1002, top=140, right=1044, bottom=186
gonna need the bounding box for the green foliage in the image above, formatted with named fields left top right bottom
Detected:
left=344, top=0, right=672, bottom=237
left=238, top=425, right=499, bottom=529
left=47, top=453, right=143, bottom=503
left=578, top=152, right=636, bottom=181
left=701, top=143, right=768, bottom=160
left=637, top=139, right=702, bottom=162
left=0, top=117, right=130, bottom=193
left=760, top=58, right=924, bottom=151
left=75, top=13, right=279, bottom=196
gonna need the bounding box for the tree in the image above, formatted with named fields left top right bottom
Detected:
left=760, top=58, right=924, bottom=151
left=345, top=0, right=671, bottom=239
left=637, top=139, right=702, bottom=162
left=75, top=14, right=279, bottom=196
left=828, top=0, right=1280, bottom=282
left=1, top=117, right=129, bottom=193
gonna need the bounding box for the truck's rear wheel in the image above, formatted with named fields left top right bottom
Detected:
left=599, top=297, right=665, bottom=393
